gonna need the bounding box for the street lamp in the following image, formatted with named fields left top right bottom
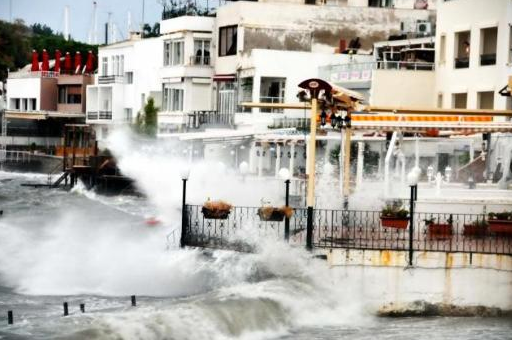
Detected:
left=239, top=161, right=249, bottom=181
left=180, top=167, right=190, bottom=248
left=279, top=168, right=291, bottom=241
left=406, top=168, right=420, bottom=266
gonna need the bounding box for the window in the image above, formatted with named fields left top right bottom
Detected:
left=164, top=40, right=184, bottom=66
left=30, top=98, right=36, bottom=111
left=509, top=25, right=512, bottom=63
left=480, top=27, right=497, bottom=66
left=478, top=91, right=494, bottom=109
left=219, top=26, right=237, bottom=57
left=454, top=31, right=470, bottom=69
left=163, top=87, right=184, bottom=111
left=120, top=55, right=124, bottom=75
left=368, top=0, right=393, bottom=7
left=111, top=56, right=115, bottom=75
left=101, top=127, right=108, bottom=139
left=452, top=93, right=467, bottom=109
left=124, top=108, right=133, bottom=122
left=125, top=71, right=133, bottom=84
left=58, top=87, right=67, bottom=104
left=439, top=34, right=446, bottom=64
left=437, top=93, right=443, bottom=108
left=193, top=39, right=211, bottom=65
left=102, top=57, right=108, bottom=76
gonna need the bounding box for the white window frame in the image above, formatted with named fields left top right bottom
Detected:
left=164, top=39, right=184, bottom=66
left=163, top=86, right=184, bottom=112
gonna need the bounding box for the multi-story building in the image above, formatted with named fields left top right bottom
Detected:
left=434, top=0, right=512, bottom=112
left=4, top=52, right=93, bottom=150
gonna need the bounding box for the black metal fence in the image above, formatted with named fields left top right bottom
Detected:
left=183, top=205, right=512, bottom=256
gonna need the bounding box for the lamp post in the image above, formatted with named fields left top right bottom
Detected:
left=180, top=168, right=190, bottom=248
left=407, top=167, right=420, bottom=266
left=239, top=161, right=249, bottom=181
left=279, top=168, right=291, bottom=242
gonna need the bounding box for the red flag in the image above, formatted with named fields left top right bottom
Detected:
left=85, top=51, right=94, bottom=74
left=31, top=50, right=40, bottom=72
left=54, top=50, right=61, bottom=73
left=41, top=49, right=50, bottom=72
left=74, top=51, right=82, bottom=74
left=64, top=52, right=72, bottom=73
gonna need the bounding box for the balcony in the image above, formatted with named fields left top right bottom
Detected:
left=480, top=53, right=496, bottom=66
left=260, top=96, right=284, bottom=113
left=98, top=75, right=124, bottom=84
left=186, top=110, right=233, bottom=130
left=189, top=55, right=211, bottom=66
left=454, top=57, right=469, bottom=69
left=87, top=111, right=112, bottom=120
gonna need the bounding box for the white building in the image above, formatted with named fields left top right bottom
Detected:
left=434, top=0, right=512, bottom=112
left=86, top=16, right=214, bottom=146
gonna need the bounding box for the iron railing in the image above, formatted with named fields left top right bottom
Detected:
left=184, top=205, right=308, bottom=251
left=184, top=205, right=512, bottom=256
left=189, top=55, right=211, bottom=66
left=186, top=110, right=233, bottom=129
left=454, top=57, right=470, bottom=69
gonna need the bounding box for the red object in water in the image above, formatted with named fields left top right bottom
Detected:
left=85, top=51, right=94, bottom=74
left=146, top=217, right=160, bottom=226
left=54, top=50, right=61, bottom=73
left=64, top=52, right=72, bottom=73
left=41, top=49, right=50, bottom=72
left=74, top=51, right=82, bottom=74
left=31, top=50, right=40, bottom=72
left=339, top=39, right=346, bottom=53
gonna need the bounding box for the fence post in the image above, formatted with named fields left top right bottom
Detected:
left=7, top=311, right=13, bottom=325
left=306, top=207, right=313, bottom=251
left=180, top=177, right=188, bottom=248
left=408, top=185, right=416, bottom=266
left=284, top=179, right=290, bottom=242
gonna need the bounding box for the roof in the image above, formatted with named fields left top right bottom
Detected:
left=5, top=111, right=85, bottom=120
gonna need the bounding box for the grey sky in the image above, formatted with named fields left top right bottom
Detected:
left=0, top=0, right=214, bottom=43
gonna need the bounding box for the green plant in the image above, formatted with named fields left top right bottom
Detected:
left=467, top=220, right=488, bottom=228
left=134, top=97, right=159, bottom=137
left=488, top=212, right=512, bottom=221
left=381, top=200, right=408, bottom=219
left=424, top=214, right=453, bottom=225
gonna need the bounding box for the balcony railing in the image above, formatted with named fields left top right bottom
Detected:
left=260, top=96, right=284, bottom=113
left=87, top=111, right=98, bottom=120
left=186, top=110, right=233, bottom=130
left=98, top=75, right=124, bottom=84
left=8, top=71, right=59, bottom=79
left=454, top=57, right=470, bottom=69
left=189, top=55, right=211, bottom=66
left=99, top=111, right=112, bottom=119
left=376, top=61, right=435, bottom=71
left=480, top=53, right=496, bottom=66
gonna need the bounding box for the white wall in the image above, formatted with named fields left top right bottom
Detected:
left=435, top=0, right=512, bottom=111
left=7, top=78, right=41, bottom=110
left=160, top=16, right=214, bottom=35
left=370, top=69, right=436, bottom=106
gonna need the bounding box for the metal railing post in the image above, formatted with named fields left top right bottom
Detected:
left=180, top=178, right=188, bottom=248
left=284, top=179, right=290, bottom=242
left=306, top=207, right=313, bottom=250
left=408, top=185, right=416, bottom=266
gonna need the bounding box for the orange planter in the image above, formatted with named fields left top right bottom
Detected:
left=381, top=217, right=409, bottom=229
left=428, top=223, right=452, bottom=238
left=488, top=220, right=512, bottom=235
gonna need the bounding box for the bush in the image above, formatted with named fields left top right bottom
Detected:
left=381, top=200, right=408, bottom=219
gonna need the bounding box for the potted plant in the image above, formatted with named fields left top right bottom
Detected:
left=425, top=215, right=453, bottom=239
left=463, top=219, right=488, bottom=237
left=202, top=199, right=232, bottom=220
left=258, top=206, right=294, bottom=222
left=380, top=200, right=409, bottom=229
left=487, top=212, right=512, bottom=235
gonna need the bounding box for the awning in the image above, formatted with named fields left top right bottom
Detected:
left=213, top=74, right=236, bottom=82
left=5, top=111, right=85, bottom=120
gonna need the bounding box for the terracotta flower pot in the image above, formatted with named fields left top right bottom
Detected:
left=258, top=208, right=285, bottom=222
left=381, top=217, right=409, bottom=229
left=463, top=224, right=487, bottom=237
left=202, top=207, right=231, bottom=220
left=428, top=223, right=452, bottom=238
left=488, top=220, right=512, bottom=235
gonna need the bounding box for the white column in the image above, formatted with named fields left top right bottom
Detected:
left=305, top=138, right=310, bottom=175
left=339, top=131, right=344, bottom=196
left=258, top=147, right=263, bottom=177
left=415, top=135, right=420, bottom=167
left=289, top=142, right=295, bottom=177
left=469, top=140, right=474, bottom=161
left=356, top=141, right=364, bottom=187
left=252, top=75, right=261, bottom=115
left=249, top=142, right=256, bottom=173
left=275, top=144, right=281, bottom=177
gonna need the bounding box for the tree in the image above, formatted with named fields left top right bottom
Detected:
left=143, top=23, right=160, bottom=38
left=134, top=97, right=159, bottom=137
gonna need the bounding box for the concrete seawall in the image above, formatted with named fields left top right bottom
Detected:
left=322, top=249, right=512, bottom=311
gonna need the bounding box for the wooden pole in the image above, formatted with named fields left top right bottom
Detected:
left=306, top=98, right=317, bottom=207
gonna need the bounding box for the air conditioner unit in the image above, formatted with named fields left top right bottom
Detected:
left=416, top=22, right=432, bottom=36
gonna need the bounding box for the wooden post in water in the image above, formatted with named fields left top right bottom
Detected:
left=7, top=310, right=13, bottom=324
left=80, top=303, right=85, bottom=313
left=131, top=295, right=136, bottom=307
left=63, top=302, right=69, bottom=316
